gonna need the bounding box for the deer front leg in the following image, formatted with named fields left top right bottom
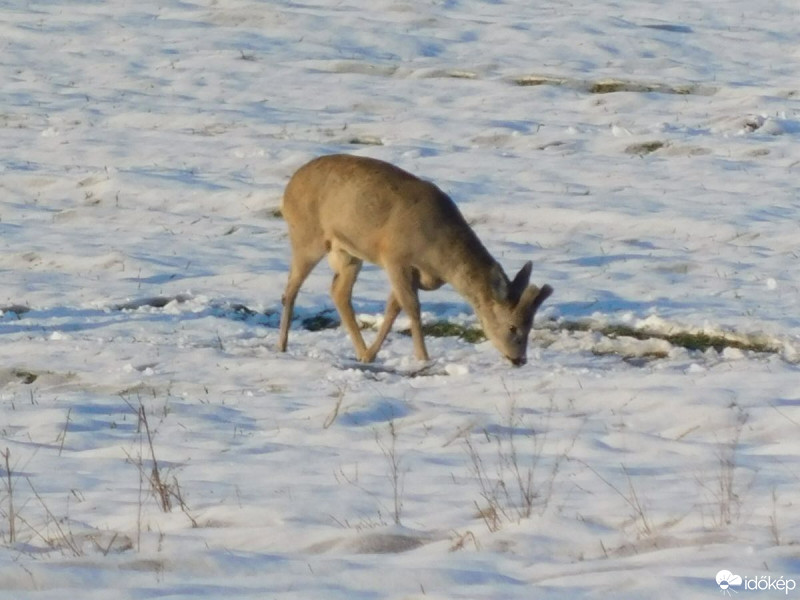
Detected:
left=364, top=292, right=402, bottom=362
left=385, top=265, right=429, bottom=362
left=328, top=249, right=370, bottom=362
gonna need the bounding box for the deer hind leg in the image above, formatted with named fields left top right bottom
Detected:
left=278, top=245, right=325, bottom=353
left=385, top=265, right=428, bottom=361
left=364, top=292, right=402, bottom=363
left=328, top=248, right=369, bottom=361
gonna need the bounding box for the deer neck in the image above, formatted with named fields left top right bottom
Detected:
left=445, top=235, right=501, bottom=314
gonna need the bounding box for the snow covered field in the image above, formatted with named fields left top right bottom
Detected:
left=1, top=0, right=800, bottom=597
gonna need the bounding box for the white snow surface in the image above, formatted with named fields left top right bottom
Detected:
left=2, top=1, right=800, bottom=598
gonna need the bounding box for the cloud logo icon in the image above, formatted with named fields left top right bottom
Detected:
left=716, top=570, right=743, bottom=595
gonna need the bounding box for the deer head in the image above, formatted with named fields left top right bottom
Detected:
left=479, top=261, right=553, bottom=366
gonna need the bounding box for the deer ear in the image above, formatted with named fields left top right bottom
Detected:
left=508, top=261, right=533, bottom=305
left=489, top=263, right=509, bottom=301
left=519, top=283, right=553, bottom=322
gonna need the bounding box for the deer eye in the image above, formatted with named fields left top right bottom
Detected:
left=509, top=325, right=518, bottom=335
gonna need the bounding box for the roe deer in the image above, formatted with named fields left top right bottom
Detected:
left=277, top=154, right=553, bottom=366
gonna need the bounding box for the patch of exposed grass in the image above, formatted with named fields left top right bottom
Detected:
left=665, top=330, right=769, bottom=354
left=588, top=80, right=696, bottom=95
left=591, top=347, right=669, bottom=362
left=513, top=75, right=707, bottom=96
left=588, top=80, right=633, bottom=94
left=513, top=75, right=566, bottom=87
left=1, top=304, right=30, bottom=318
left=398, top=320, right=485, bottom=343
left=13, top=370, right=38, bottom=385
left=642, top=24, right=693, bottom=33
left=302, top=311, right=340, bottom=331
left=420, top=321, right=486, bottom=343
left=560, top=320, right=778, bottom=354
left=348, top=136, right=383, bottom=146
left=625, top=141, right=666, bottom=156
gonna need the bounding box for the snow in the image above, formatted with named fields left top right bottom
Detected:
left=2, top=0, right=800, bottom=598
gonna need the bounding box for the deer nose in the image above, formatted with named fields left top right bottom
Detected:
left=509, top=356, right=527, bottom=367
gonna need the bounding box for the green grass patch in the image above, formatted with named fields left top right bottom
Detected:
left=588, top=80, right=695, bottom=95
left=663, top=330, right=771, bottom=354
left=588, top=80, right=633, bottom=94
left=420, top=321, right=486, bottom=343
left=560, top=320, right=778, bottom=354
left=592, top=348, right=670, bottom=362
left=300, top=312, right=487, bottom=341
